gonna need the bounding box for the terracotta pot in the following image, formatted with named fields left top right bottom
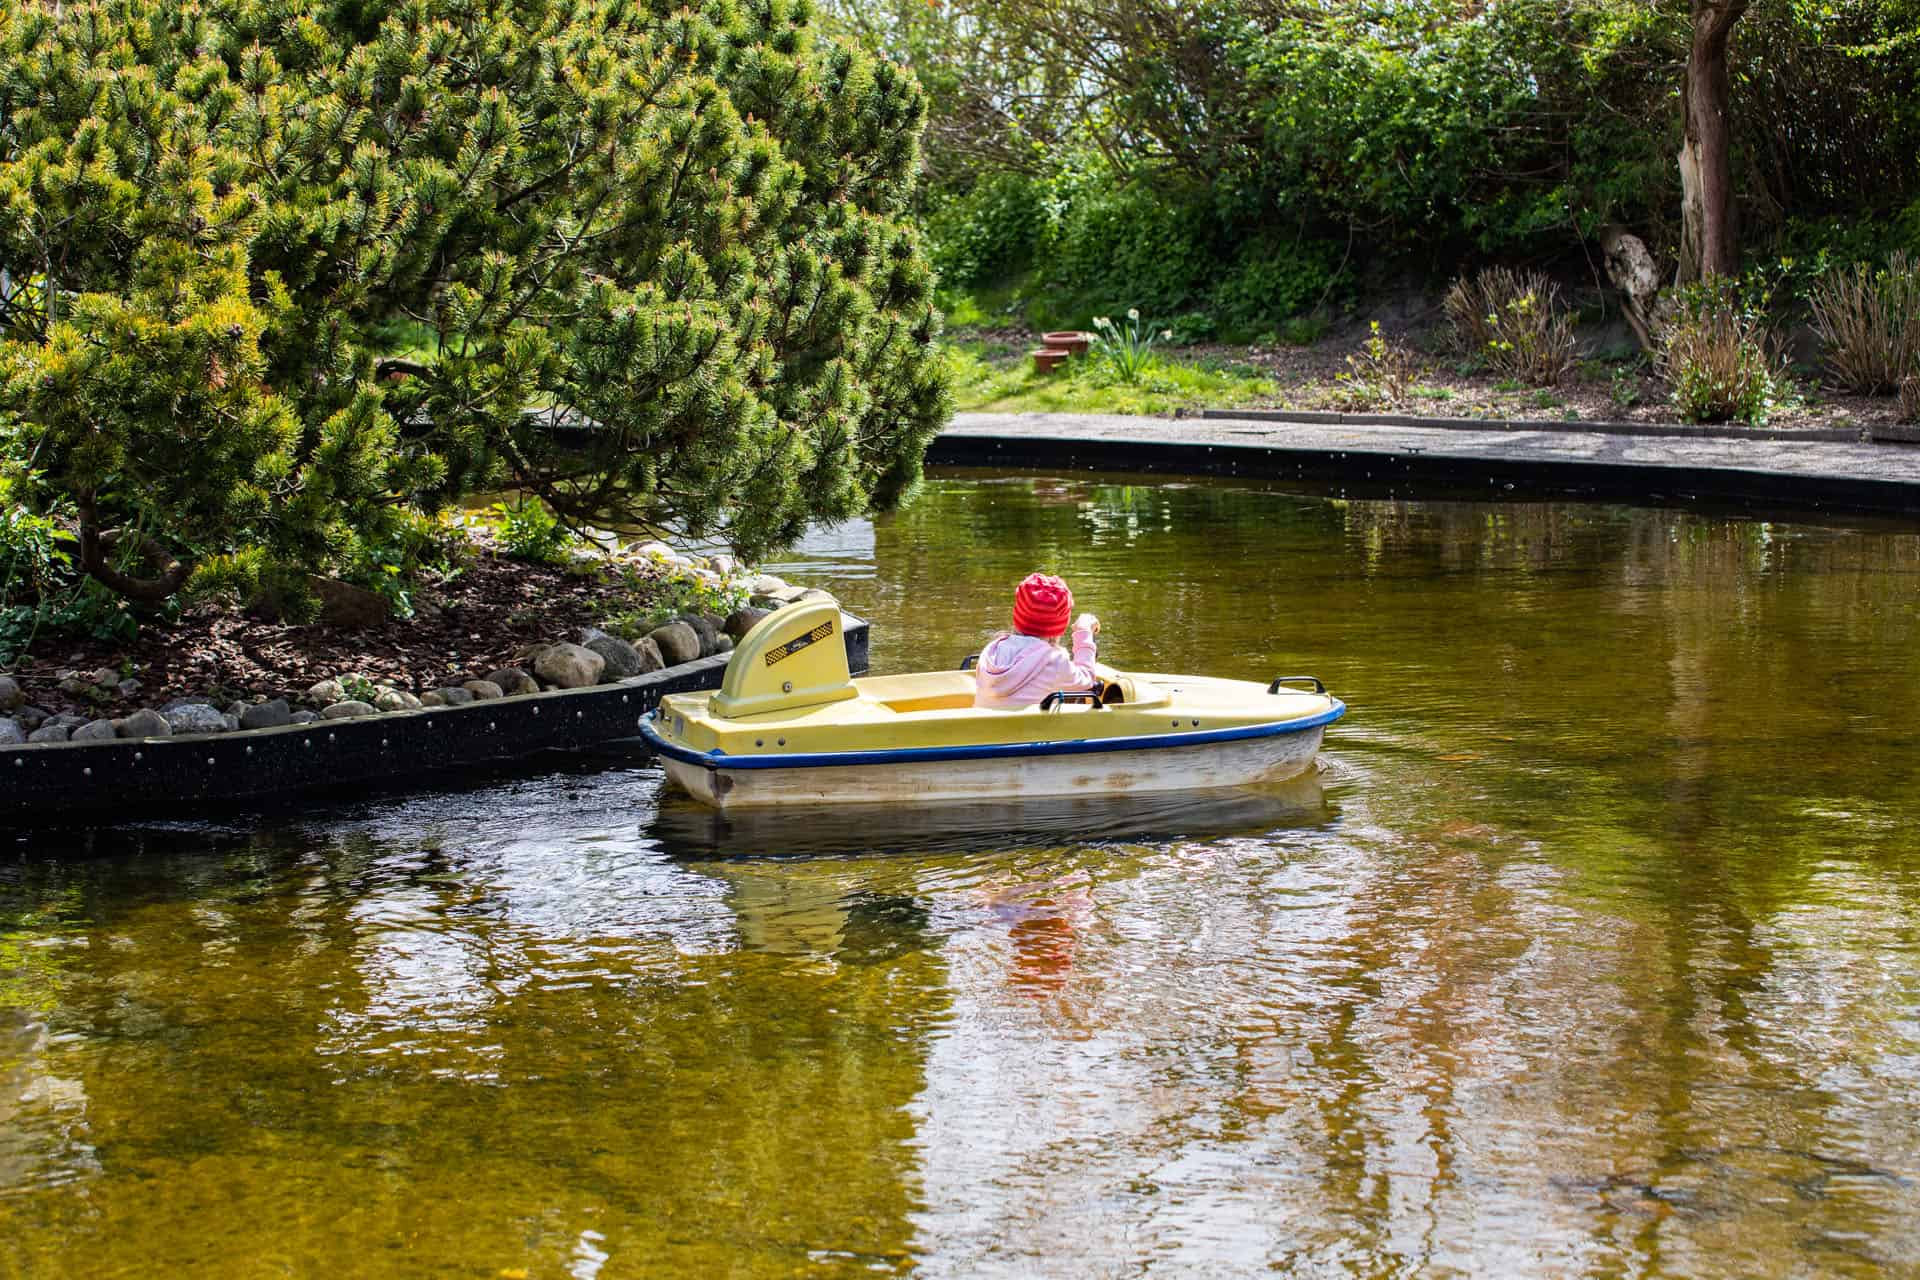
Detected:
left=1042, top=330, right=1094, bottom=357
left=1031, top=347, right=1071, bottom=375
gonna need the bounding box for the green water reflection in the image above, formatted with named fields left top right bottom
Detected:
left=4, top=470, right=1920, bottom=1277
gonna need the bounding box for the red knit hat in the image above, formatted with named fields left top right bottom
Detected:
left=1012, top=572, right=1073, bottom=638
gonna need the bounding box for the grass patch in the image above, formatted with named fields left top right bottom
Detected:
left=946, top=340, right=1276, bottom=415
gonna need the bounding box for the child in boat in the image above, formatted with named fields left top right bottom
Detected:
left=973, top=572, right=1101, bottom=710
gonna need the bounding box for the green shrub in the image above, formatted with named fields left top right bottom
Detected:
left=602, top=565, right=749, bottom=638
left=927, top=173, right=1048, bottom=289
left=1045, top=180, right=1215, bottom=320
left=490, top=498, right=578, bottom=566
left=1658, top=285, right=1790, bottom=425
left=1444, top=267, right=1577, bottom=386
left=1335, top=322, right=1418, bottom=409
left=2, top=0, right=948, bottom=606
left=1209, top=239, right=1346, bottom=340
left=1809, top=252, right=1920, bottom=394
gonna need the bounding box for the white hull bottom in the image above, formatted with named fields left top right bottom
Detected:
left=661, top=726, right=1326, bottom=809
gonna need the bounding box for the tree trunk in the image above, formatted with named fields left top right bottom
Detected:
left=74, top=491, right=193, bottom=604
left=1601, top=226, right=1665, bottom=353
left=1678, top=0, right=1749, bottom=282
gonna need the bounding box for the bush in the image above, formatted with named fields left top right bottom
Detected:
left=2, top=0, right=948, bottom=606
left=490, top=499, right=578, bottom=566
left=1444, top=268, right=1577, bottom=386
left=1208, top=238, right=1346, bottom=340
left=1044, top=179, right=1216, bottom=320
left=602, top=565, right=749, bottom=638
left=927, top=173, right=1048, bottom=289
left=1658, top=284, right=1790, bottom=424
left=1335, top=322, right=1418, bottom=409
left=1902, top=372, right=1920, bottom=424
left=1809, top=252, right=1920, bottom=394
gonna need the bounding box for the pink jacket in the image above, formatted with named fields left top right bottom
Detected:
left=972, top=623, right=1099, bottom=709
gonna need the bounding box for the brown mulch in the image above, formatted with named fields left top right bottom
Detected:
left=6, top=545, right=667, bottom=720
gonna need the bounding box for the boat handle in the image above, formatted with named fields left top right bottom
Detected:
left=1268, top=675, right=1326, bottom=695
left=960, top=653, right=979, bottom=671
left=1040, top=691, right=1107, bottom=711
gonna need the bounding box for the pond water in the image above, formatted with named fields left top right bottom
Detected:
left=5, top=469, right=1920, bottom=1277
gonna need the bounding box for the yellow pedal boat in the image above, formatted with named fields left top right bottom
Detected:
left=640, top=600, right=1345, bottom=809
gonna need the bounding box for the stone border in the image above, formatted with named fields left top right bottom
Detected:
left=0, top=613, right=868, bottom=824
left=1195, top=407, right=1866, bottom=443
left=929, top=431, right=1920, bottom=519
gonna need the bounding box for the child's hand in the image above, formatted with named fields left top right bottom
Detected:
left=1077, top=612, right=1101, bottom=636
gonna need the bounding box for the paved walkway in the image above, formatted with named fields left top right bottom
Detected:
left=938, top=412, right=1920, bottom=514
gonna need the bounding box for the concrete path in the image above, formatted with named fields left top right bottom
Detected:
left=935, top=412, right=1920, bottom=516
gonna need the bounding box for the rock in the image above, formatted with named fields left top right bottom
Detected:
left=485, top=668, right=539, bottom=697
left=424, top=687, right=475, bottom=707
left=58, top=676, right=88, bottom=697
left=724, top=607, right=771, bottom=640
left=462, top=680, right=504, bottom=701
left=118, top=678, right=143, bottom=698
left=750, top=574, right=787, bottom=596
left=312, top=577, right=391, bottom=628
left=373, top=689, right=420, bottom=712
left=290, top=710, right=320, bottom=725
left=71, top=719, right=117, bottom=741
left=647, top=621, right=701, bottom=666
left=26, top=723, right=67, bottom=743
left=165, top=704, right=230, bottom=735
left=0, top=717, right=27, bottom=745
left=584, top=633, right=650, bottom=680
left=240, top=699, right=293, bottom=729
left=321, top=700, right=375, bottom=719
left=45, top=714, right=87, bottom=732
left=798, top=588, right=838, bottom=605
left=633, top=539, right=676, bottom=560
left=0, top=675, right=22, bottom=711
left=710, top=554, right=738, bottom=576
left=635, top=636, right=666, bottom=672
left=16, top=705, right=48, bottom=731
left=224, top=701, right=248, bottom=718
left=680, top=614, right=723, bottom=658
left=222, top=713, right=242, bottom=731
left=91, top=667, right=119, bottom=687
left=120, top=708, right=172, bottom=738
left=534, top=642, right=605, bottom=689
left=304, top=679, right=345, bottom=706
left=770, top=585, right=810, bottom=604
left=714, top=634, right=733, bottom=653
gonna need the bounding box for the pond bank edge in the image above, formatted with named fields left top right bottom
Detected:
left=0, top=613, right=870, bottom=825
left=930, top=427, right=1920, bottom=520
left=1194, top=407, right=1867, bottom=443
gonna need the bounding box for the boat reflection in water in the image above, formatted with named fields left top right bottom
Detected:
left=648, top=764, right=1337, bottom=860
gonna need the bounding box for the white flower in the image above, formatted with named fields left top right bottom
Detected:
left=1127, top=307, right=1140, bottom=320
left=1161, top=329, right=1173, bottom=340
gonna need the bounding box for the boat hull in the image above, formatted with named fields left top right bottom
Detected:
left=657, top=720, right=1327, bottom=809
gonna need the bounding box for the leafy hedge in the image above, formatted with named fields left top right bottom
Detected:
left=862, top=0, right=1920, bottom=337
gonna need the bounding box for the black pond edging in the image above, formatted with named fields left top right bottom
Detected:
left=1196, top=407, right=1867, bottom=443
left=0, top=614, right=869, bottom=825
left=928, top=434, right=1920, bottom=520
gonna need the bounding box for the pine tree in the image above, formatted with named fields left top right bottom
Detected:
left=0, top=0, right=950, bottom=600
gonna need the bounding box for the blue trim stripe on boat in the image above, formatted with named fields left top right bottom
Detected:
left=638, top=699, right=1346, bottom=771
